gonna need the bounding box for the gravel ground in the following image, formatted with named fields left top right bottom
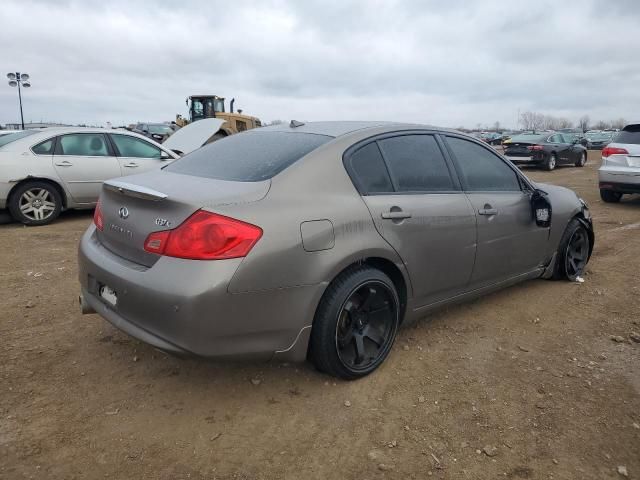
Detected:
left=1, top=151, right=639, bottom=479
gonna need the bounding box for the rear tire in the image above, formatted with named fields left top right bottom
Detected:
left=8, top=181, right=62, bottom=226
left=553, top=218, right=590, bottom=281
left=309, top=266, right=400, bottom=380
left=544, top=153, right=557, bottom=171
left=600, top=189, right=622, bottom=203
left=575, top=152, right=587, bottom=167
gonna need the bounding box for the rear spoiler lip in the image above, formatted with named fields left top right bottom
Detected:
left=103, top=180, right=168, bottom=201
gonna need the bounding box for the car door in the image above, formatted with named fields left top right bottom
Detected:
left=561, top=134, right=582, bottom=163
left=109, top=133, right=172, bottom=174
left=548, top=134, right=572, bottom=163
left=345, top=133, right=477, bottom=307
left=443, top=135, right=549, bottom=288
left=53, top=133, right=122, bottom=204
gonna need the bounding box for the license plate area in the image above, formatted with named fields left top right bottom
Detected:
left=99, top=284, right=118, bottom=307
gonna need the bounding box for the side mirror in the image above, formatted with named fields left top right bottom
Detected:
left=160, top=151, right=172, bottom=160
left=531, top=189, right=552, bottom=228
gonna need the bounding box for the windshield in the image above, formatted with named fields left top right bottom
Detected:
left=165, top=131, right=332, bottom=182
left=148, top=125, right=173, bottom=134
left=0, top=130, right=38, bottom=149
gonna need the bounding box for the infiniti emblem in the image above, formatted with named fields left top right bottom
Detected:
left=118, top=207, right=129, bottom=219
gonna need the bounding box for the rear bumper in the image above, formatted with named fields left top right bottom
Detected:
left=506, top=155, right=544, bottom=165
left=78, top=226, right=322, bottom=361
left=598, top=165, right=640, bottom=192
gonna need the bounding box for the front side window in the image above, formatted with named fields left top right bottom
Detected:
left=111, top=134, right=162, bottom=159
left=57, top=134, right=110, bottom=156
left=446, top=137, right=521, bottom=192
left=32, top=138, right=55, bottom=155
left=348, top=142, right=393, bottom=194
left=377, top=135, right=455, bottom=192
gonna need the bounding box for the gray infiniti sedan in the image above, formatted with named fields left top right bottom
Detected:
left=78, top=122, right=594, bottom=379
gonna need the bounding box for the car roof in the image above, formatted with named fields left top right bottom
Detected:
left=258, top=121, right=459, bottom=138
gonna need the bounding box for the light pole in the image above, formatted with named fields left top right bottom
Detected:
left=7, top=72, right=31, bottom=130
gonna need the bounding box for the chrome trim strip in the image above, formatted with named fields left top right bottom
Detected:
left=103, top=180, right=168, bottom=201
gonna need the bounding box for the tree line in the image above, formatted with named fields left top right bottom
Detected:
left=519, top=112, right=627, bottom=132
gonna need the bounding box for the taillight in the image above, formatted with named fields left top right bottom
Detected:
left=528, top=145, right=544, bottom=151
left=94, top=200, right=104, bottom=231
left=602, top=146, right=628, bottom=158
left=144, top=210, right=262, bottom=260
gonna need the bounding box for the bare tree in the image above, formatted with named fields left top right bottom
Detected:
left=556, top=118, right=574, bottom=129
left=520, top=111, right=545, bottom=131
left=593, top=120, right=610, bottom=130
left=611, top=117, right=627, bottom=129
left=578, top=115, right=590, bottom=132
left=493, top=121, right=501, bottom=132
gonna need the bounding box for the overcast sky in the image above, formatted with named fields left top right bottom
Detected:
left=1, top=0, right=638, bottom=128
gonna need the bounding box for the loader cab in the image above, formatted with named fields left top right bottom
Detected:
left=188, top=95, right=226, bottom=122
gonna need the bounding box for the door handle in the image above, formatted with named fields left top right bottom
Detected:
left=55, top=160, right=73, bottom=167
left=123, top=162, right=139, bottom=168
left=478, top=208, right=498, bottom=216
left=381, top=211, right=412, bottom=220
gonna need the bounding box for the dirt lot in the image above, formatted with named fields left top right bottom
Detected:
left=1, top=151, right=639, bottom=480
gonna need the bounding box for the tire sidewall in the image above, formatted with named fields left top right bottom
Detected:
left=546, top=153, right=557, bottom=171
left=554, top=219, right=589, bottom=281
left=310, top=267, right=400, bottom=380
left=9, top=181, right=62, bottom=226
left=576, top=152, right=586, bottom=167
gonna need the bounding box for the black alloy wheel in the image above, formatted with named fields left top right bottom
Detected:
left=309, top=266, right=400, bottom=379
left=553, top=219, right=591, bottom=281
left=564, top=227, right=589, bottom=280
left=335, top=281, right=397, bottom=372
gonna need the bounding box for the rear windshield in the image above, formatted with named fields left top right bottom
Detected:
left=507, top=135, right=546, bottom=143
left=164, top=131, right=332, bottom=181
left=148, top=124, right=173, bottom=134
left=614, top=125, right=640, bottom=145
left=0, top=130, right=38, bottom=149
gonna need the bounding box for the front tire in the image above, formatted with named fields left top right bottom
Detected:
left=575, top=152, right=587, bottom=167
left=309, top=266, right=400, bottom=380
left=8, top=181, right=62, bottom=226
left=600, top=189, right=622, bottom=203
left=553, top=219, right=591, bottom=281
left=544, top=153, right=557, bottom=171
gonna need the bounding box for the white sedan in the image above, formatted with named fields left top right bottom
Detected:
left=0, top=127, right=180, bottom=225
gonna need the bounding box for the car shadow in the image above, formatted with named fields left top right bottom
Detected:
left=0, top=208, right=93, bottom=228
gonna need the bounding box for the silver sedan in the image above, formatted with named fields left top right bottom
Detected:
left=0, top=127, right=179, bottom=225
left=78, top=122, right=594, bottom=379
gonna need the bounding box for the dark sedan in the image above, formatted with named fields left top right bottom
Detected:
left=585, top=132, right=613, bottom=150
left=132, top=123, right=174, bottom=143
left=503, top=133, right=588, bottom=171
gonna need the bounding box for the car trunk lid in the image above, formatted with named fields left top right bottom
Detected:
left=96, top=170, right=270, bottom=267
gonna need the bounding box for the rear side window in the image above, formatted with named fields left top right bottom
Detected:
left=165, top=131, right=331, bottom=181
left=614, top=125, right=640, bottom=144
left=378, top=135, right=455, bottom=192
left=56, top=134, right=110, bottom=156
left=32, top=138, right=55, bottom=155
left=348, top=142, right=393, bottom=193
left=446, top=137, right=521, bottom=192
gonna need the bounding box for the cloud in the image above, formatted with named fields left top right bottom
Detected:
left=1, top=0, right=638, bottom=128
